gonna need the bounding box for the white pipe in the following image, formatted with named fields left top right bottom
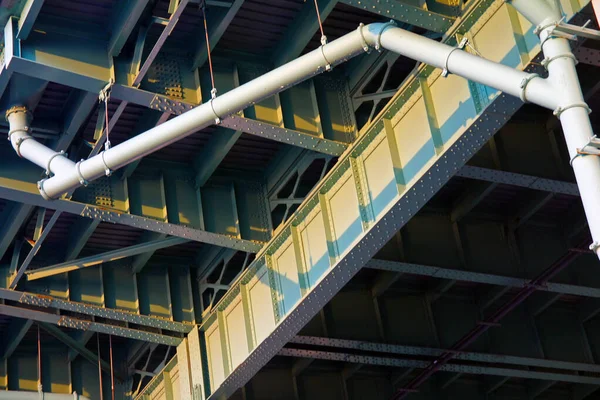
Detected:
left=0, top=391, right=90, bottom=400
left=6, top=107, right=76, bottom=176
left=10, top=22, right=555, bottom=200
left=509, top=0, right=600, bottom=259
left=508, top=0, right=562, bottom=26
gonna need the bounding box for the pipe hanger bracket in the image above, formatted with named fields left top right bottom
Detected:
left=375, top=20, right=396, bottom=52
left=45, top=150, right=66, bottom=176
left=442, top=37, right=468, bottom=78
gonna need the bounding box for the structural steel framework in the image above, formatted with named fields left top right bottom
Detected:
left=0, top=0, right=599, bottom=399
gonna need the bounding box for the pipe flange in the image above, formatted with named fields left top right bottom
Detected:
left=442, top=37, right=468, bottom=78
left=519, top=73, right=540, bottom=103
left=541, top=53, right=578, bottom=69
left=37, top=179, right=51, bottom=201
left=100, top=151, right=113, bottom=176
left=75, top=160, right=89, bottom=187
left=45, top=150, right=66, bottom=176
left=209, top=98, right=221, bottom=124
left=357, top=23, right=370, bottom=53
left=375, top=20, right=396, bottom=52
left=5, top=105, right=30, bottom=120
left=553, top=102, right=591, bottom=118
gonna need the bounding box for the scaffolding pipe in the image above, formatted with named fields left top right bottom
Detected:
left=6, top=13, right=599, bottom=257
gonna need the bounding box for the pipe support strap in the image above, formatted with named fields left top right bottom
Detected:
left=542, top=53, right=578, bottom=69
left=553, top=102, right=591, bottom=118
left=75, top=160, right=89, bottom=187
left=519, top=74, right=540, bottom=103
left=100, top=151, right=113, bottom=176
left=442, top=37, right=468, bottom=78
left=357, top=23, right=370, bottom=53
left=46, top=151, right=66, bottom=176
left=375, top=20, right=396, bottom=51
left=209, top=98, right=221, bottom=124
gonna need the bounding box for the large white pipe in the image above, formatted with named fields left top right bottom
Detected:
left=11, top=22, right=554, bottom=200
left=0, top=391, right=90, bottom=400
left=508, top=0, right=562, bottom=26
left=509, top=0, right=600, bottom=259
left=7, top=107, right=76, bottom=175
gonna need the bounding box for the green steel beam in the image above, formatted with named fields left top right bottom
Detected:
left=131, top=232, right=168, bottom=274
left=109, top=0, right=151, bottom=57
left=191, top=0, right=245, bottom=70
left=0, top=304, right=182, bottom=345
left=278, top=347, right=600, bottom=385
left=193, top=127, right=242, bottom=188
left=64, top=218, right=101, bottom=261
left=0, top=202, right=33, bottom=261
left=272, top=0, right=338, bottom=67
left=366, top=259, right=600, bottom=300
left=0, top=318, right=32, bottom=360
left=450, top=182, right=498, bottom=223
left=133, top=0, right=191, bottom=86
left=54, top=91, right=98, bottom=153
left=338, top=0, right=456, bottom=33
left=16, top=0, right=44, bottom=40
left=220, top=115, right=348, bottom=156
left=456, top=165, right=580, bottom=196
left=0, top=287, right=192, bottom=332
left=38, top=322, right=118, bottom=378
left=9, top=211, right=61, bottom=289
left=0, top=170, right=264, bottom=252
left=67, top=330, right=95, bottom=363
left=26, top=236, right=191, bottom=281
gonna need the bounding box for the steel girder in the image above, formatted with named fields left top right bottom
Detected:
left=136, top=1, right=594, bottom=399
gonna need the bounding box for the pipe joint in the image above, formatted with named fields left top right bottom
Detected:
left=519, top=73, right=540, bottom=103
left=75, top=160, right=89, bottom=187
left=375, top=20, right=396, bottom=52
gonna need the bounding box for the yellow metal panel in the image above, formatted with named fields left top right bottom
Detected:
left=328, top=174, right=362, bottom=256
left=225, top=300, right=249, bottom=369
left=429, top=73, right=477, bottom=142
left=274, top=243, right=302, bottom=313
left=248, top=268, right=276, bottom=344
left=299, top=211, right=330, bottom=288
left=473, top=5, right=517, bottom=65
left=207, top=326, right=225, bottom=390
left=391, top=97, right=435, bottom=184
left=363, top=136, right=398, bottom=218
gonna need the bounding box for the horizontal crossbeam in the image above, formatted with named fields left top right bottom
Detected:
left=26, top=236, right=191, bottom=281
left=0, top=304, right=182, bottom=345
left=365, top=259, right=600, bottom=299
left=0, top=287, right=192, bottom=333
